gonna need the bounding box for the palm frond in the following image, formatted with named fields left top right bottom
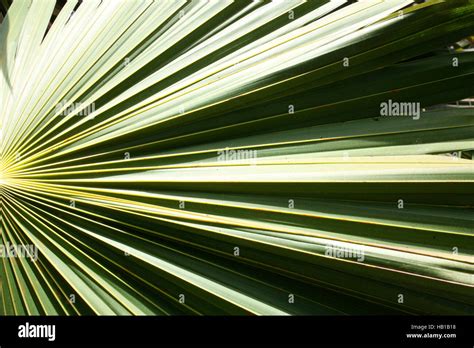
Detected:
left=1, top=0, right=473, bottom=315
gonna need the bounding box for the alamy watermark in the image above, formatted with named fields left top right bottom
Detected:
left=55, top=100, right=96, bottom=119
left=325, top=243, right=365, bottom=262
left=18, top=322, right=55, bottom=341
left=0, top=242, right=38, bottom=262
left=217, top=148, right=258, bottom=164
left=380, top=99, right=421, bottom=120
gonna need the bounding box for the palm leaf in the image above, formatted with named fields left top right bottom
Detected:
left=1, top=0, right=473, bottom=315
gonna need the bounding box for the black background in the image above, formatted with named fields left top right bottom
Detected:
left=0, top=316, right=472, bottom=346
